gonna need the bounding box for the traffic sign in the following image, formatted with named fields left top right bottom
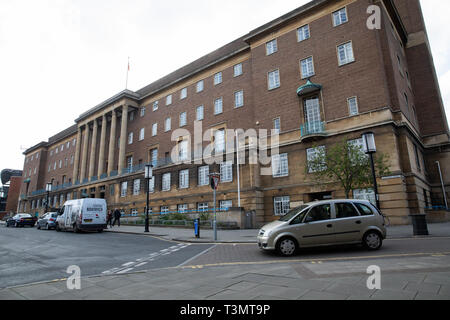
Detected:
left=210, top=175, right=220, bottom=190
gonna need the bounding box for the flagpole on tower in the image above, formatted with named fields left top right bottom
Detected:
left=125, top=57, right=130, bottom=89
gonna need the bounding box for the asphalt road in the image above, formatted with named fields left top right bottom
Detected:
left=0, top=225, right=213, bottom=289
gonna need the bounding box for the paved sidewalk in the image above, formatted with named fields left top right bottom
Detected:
left=1, top=254, right=449, bottom=300
left=102, top=222, right=450, bottom=243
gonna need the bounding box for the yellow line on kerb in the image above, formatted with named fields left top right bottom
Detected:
left=180, top=251, right=450, bottom=269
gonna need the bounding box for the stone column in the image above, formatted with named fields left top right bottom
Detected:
left=118, top=105, right=129, bottom=174
left=107, top=111, right=117, bottom=175
left=97, top=114, right=107, bottom=177
left=80, top=124, right=90, bottom=182
left=88, top=119, right=98, bottom=180
left=72, top=127, right=82, bottom=183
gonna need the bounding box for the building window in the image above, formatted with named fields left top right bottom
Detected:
left=353, top=189, right=376, bottom=206
left=214, top=97, right=223, bottom=115
left=196, top=106, right=204, bottom=121
left=179, top=169, right=189, bottom=189
left=337, top=41, right=355, bottom=66
left=297, top=24, right=310, bottom=42
left=214, top=72, right=222, bottom=85
left=152, top=123, right=158, bottom=136
left=180, top=88, right=187, bottom=100
left=220, top=200, right=232, bottom=210
left=178, top=140, right=189, bottom=161
left=304, top=96, right=322, bottom=131
left=178, top=204, right=188, bottom=213
left=300, top=56, right=315, bottom=79
left=55, top=147, right=58, bottom=154
left=109, top=185, right=115, bottom=196
left=161, top=206, right=169, bottom=214
left=196, top=80, right=204, bottom=93
left=73, top=138, right=76, bottom=146
left=166, top=94, right=172, bottom=106
left=348, top=97, right=359, bottom=116
left=140, top=107, right=146, bottom=117
left=61, top=144, right=64, bottom=152
left=214, top=129, right=225, bottom=153
left=129, top=112, right=135, bottom=121
left=59, top=160, right=62, bottom=169
left=333, top=7, right=348, bottom=27
left=133, top=179, right=140, bottom=195
left=148, top=177, right=155, bottom=193
left=150, top=148, right=158, bottom=167
left=126, top=156, right=133, bottom=171
left=268, top=69, right=280, bottom=90
left=307, top=146, right=326, bottom=173
left=266, top=39, right=278, bottom=55
left=220, top=161, right=233, bottom=183
left=234, top=63, right=243, bottom=77
left=272, top=153, right=289, bottom=178
left=139, top=128, right=145, bottom=141
left=198, top=165, right=209, bottom=186
left=54, top=162, right=57, bottom=170
left=414, top=144, right=421, bottom=172
left=198, top=202, right=208, bottom=212
left=153, top=101, right=159, bottom=111
left=162, top=173, right=171, bottom=191
left=273, top=117, right=281, bottom=134
left=50, top=150, right=53, bottom=156
left=234, top=90, right=244, bottom=108
left=179, top=112, right=187, bottom=127
left=121, top=181, right=128, bottom=197
left=165, top=118, right=171, bottom=132
left=274, top=196, right=290, bottom=216
left=128, top=132, right=133, bottom=144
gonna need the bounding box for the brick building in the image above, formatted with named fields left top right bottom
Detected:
left=18, top=0, right=449, bottom=226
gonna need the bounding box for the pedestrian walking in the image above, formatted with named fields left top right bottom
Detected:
left=106, top=210, right=113, bottom=228
left=112, top=208, right=121, bottom=227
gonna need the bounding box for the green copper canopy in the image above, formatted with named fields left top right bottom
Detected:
left=296, top=79, right=322, bottom=96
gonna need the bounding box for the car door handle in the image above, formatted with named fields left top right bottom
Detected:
left=327, top=224, right=333, bottom=228
left=356, top=221, right=362, bottom=224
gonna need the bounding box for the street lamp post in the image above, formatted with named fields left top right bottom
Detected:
left=45, top=182, right=52, bottom=214
left=209, top=172, right=220, bottom=241
left=144, top=164, right=153, bottom=233
left=362, top=132, right=380, bottom=209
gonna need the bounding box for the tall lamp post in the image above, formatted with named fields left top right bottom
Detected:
left=362, top=132, right=380, bottom=209
left=45, top=182, right=52, bottom=213
left=144, top=164, right=153, bottom=233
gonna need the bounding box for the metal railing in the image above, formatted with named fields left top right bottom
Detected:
left=300, top=121, right=326, bottom=137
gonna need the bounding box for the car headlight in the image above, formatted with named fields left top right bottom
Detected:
left=259, top=229, right=272, bottom=237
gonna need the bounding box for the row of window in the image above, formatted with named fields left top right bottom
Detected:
left=48, top=155, right=74, bottom=172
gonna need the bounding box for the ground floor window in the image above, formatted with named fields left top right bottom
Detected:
left=198, top=202, right=209, bottom=212
left=353, top=188, right=376, bottom=206
left=160, top=206, right=169, bottom=214
left=274, top=196, right=290, bottom=216
left=219, top=200, right=232, bottom=210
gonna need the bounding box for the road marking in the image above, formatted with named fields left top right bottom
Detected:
left=135, top=262, right=148, bottom=267
left=122, top=262, right=135, bottom=267
left=177, top=244, right=217, bottom=267
left=181, top=251, right=450, bottom=269
left=116, top=268, right=134, bottom=274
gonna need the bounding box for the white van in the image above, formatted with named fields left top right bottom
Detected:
left=56, top=198, right=107, bottom=233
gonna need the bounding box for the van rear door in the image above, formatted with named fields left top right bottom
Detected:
left=82, top=200, right=106, bottom=225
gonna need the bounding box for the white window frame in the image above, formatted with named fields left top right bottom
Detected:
left=196, top=80, right=204, bottom=93
left=300, top=56, right=315, bottom=79
left=121, top=181, right=128, bottom=198
left=333, top=7, right=348, bottom=27
left=161, top=206, right=169, bottom=214
left=162, top=173, right=171, bottom=191
left=297, top=24, right=310, bottom=42
left=353, top=188, right=376, bottom=206
left=133, top=179, right=140, bottom=196
left=140, top=107, right=146, bottom=117
left=214, top=129, right=226, bottom=153
left=214, top=97, right=223, bottom=115
left=198, top=202, right=209, bottom=212
left=153, top=101, right=159, bottom=111
left=198, top=165, right=209, bottom=186
left=337, top=41, right=355, bottom=66
left=179, top=169, right=189, bottom=189
left=180, top=88, right=187, bottom=100
left=273, top=117, right=281, bottom=134
left=268, top=69, right=280, bottom=90
left=266, top=39, right=278, bottom=55
left=166, top=94, right=172, bottom=106
left=196, top=106, right=204, bottom=121
left=220, top=161, right=233, bottom=183
left=272, top=153, right=289, bottom=178
left=214, top=72, right=222, bottom=85
left=219, top=200, right=233, bottom=210
left=234, top=90, right=244, bottom=108
left=152, top=123, right=158, bottom=136
left=178, top=204, right=188, bottom=213
left=348, top=96, right=359, bottom=116
left=179, top=112, right=187, bottom=127
left=150, top=148, right=158, bottom=167
left=234, top=63, right=243, bottom=77
left=307, top=146, right=327, bottom=173
left=178, top=140, right=189, bottom=161
left=139, top=128, right=145, bottom=141
left=274, top=196, right=290, bottom=216
left=148, top=177, right=155, bottom=193
left=128, top=132, right=133, bottom=145
left=165, top=118, right=171, bottom=132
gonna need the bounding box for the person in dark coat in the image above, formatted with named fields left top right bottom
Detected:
left=106, top=210, right=113, bottom=228
left=112, top=208, right=121, bottom=227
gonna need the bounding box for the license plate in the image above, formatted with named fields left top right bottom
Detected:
left=84, top=219, right=93, bottom=223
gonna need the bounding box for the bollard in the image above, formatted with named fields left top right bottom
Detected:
left=409, top=214, right=429, bottom=236
left=194, top=218, right=200, bottom=238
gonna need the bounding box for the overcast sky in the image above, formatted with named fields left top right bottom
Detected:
left=0, top=0, right=448, bottom=180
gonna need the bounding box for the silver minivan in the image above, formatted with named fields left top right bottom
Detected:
left=257, top=199, right=387, bottom=256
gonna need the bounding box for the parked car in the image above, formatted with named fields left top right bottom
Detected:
left=37, top=212, right=59, bottom=230
left=56, top=198, right=107, bottom=233
left=257, top=199, right=387, bottom=256
left=5, top=213, right=37, bottom=228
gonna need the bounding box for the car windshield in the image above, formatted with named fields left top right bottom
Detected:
left=279, top=205, right=310, bottom=222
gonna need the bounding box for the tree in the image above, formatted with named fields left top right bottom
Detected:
left=306, top=140, right=390, bottom=199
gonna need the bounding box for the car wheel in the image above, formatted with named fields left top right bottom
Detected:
left=37, top=223, right=41, bottom=230
left=73, top=223, right=80, bottom=233
left=363, top=231, right=383, bottom=251
left=276, top=237, right=298, bottom=257
left=55, top=223, right=61, bottom=232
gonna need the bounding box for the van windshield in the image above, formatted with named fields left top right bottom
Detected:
left=279, top=205, right=310, bottom=222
